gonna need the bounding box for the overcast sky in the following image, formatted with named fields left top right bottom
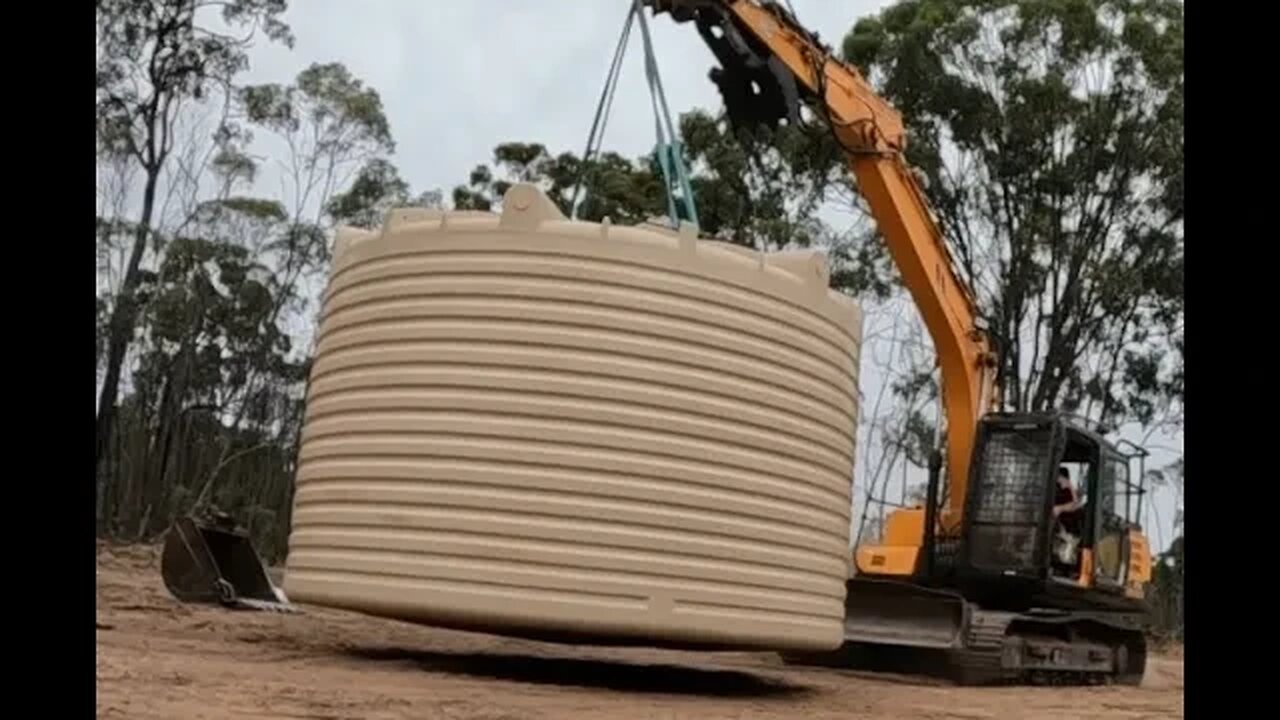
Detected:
left=224, top=0, right=1183, bottom=552
left=238, top=0, right=886, bottom=204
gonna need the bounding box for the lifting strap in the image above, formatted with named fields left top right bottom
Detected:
left=570, top=6, right=633, bottom=220
left=571, top=1, right=699, bottom=230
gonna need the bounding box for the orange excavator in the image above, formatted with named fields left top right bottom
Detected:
left=647, top=0, right=1155, bottom=684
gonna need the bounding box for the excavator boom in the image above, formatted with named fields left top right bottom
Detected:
left=648, top=0, right=996, bottom=531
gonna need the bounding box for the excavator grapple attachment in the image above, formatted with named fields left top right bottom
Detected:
left=160, top=512, right=294, bottom=612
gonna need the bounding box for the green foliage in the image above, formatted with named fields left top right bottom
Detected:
left=453, top=114, right=850, bottom=261
left=236, top=61, right=401, bottom=282
left=567, top=152, right=669, bottom=224
left=242, top=62, right=394, bottom=157
left=326, top=158, right=411, bottom=228
left=94, top=4, right=422, bottom=557
left=679, top=109, right=841, bottom=251
left=841, top=0, right=1183, bottom=427
left=103, top=220, right=306, bottom=555
left=134, top=236, right=291, bottom=399
left=240, top=60, right=402, bottom=287
left=451, top=142, right=667, bottom=225
left=96, top=0, right=297, bottom=478
left=96, top=0, right=294, bottom=167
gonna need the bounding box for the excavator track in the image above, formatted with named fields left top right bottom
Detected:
left=781, top=596, right=1148, bottom=687
left=946, top=609, right=1148, bottom=686
left=948, top=611, right=1013, bottom=685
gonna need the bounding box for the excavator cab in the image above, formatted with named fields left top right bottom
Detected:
left=830, top=413, right=1153, bottom=669
left=954, top=413, right=1151, bottom=602
left=958, top=413, right=1086, bottom=584
left=1088, top=437, right=1154, bottom=597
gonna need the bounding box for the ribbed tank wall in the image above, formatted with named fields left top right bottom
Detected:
left=284, top=184, right=863, bottom=652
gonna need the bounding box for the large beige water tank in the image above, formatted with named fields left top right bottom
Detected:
left=284, top=184, right=863, bottom=652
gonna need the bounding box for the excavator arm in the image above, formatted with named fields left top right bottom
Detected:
left=647, top=0, right=998, bottom=534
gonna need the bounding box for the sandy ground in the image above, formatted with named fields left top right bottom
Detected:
left=96, top=543, right=1183, bottom=720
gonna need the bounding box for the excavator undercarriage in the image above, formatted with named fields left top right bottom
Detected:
left=785, top=578, right=1148, bottom=686
left=777, top=412, right=1153, bottom=686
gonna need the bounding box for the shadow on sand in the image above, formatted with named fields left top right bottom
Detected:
left=343, top=646, right=813, bottom=698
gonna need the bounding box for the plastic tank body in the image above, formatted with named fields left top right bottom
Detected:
left=284, top=184, right=863, bottom=652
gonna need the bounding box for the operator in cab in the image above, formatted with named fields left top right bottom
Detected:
left=1053, top=466, right=1084, bottom=531
left=1052, top=466, right=1085, bottom=573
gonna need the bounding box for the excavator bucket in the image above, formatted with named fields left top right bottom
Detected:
left=160, top=513, right=294, bottom=612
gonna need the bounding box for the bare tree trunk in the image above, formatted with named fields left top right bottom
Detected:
left=96, top=170, right=158, bottom=471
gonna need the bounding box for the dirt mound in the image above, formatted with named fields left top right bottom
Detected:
left=96, top=545, right=1184, bottom=719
